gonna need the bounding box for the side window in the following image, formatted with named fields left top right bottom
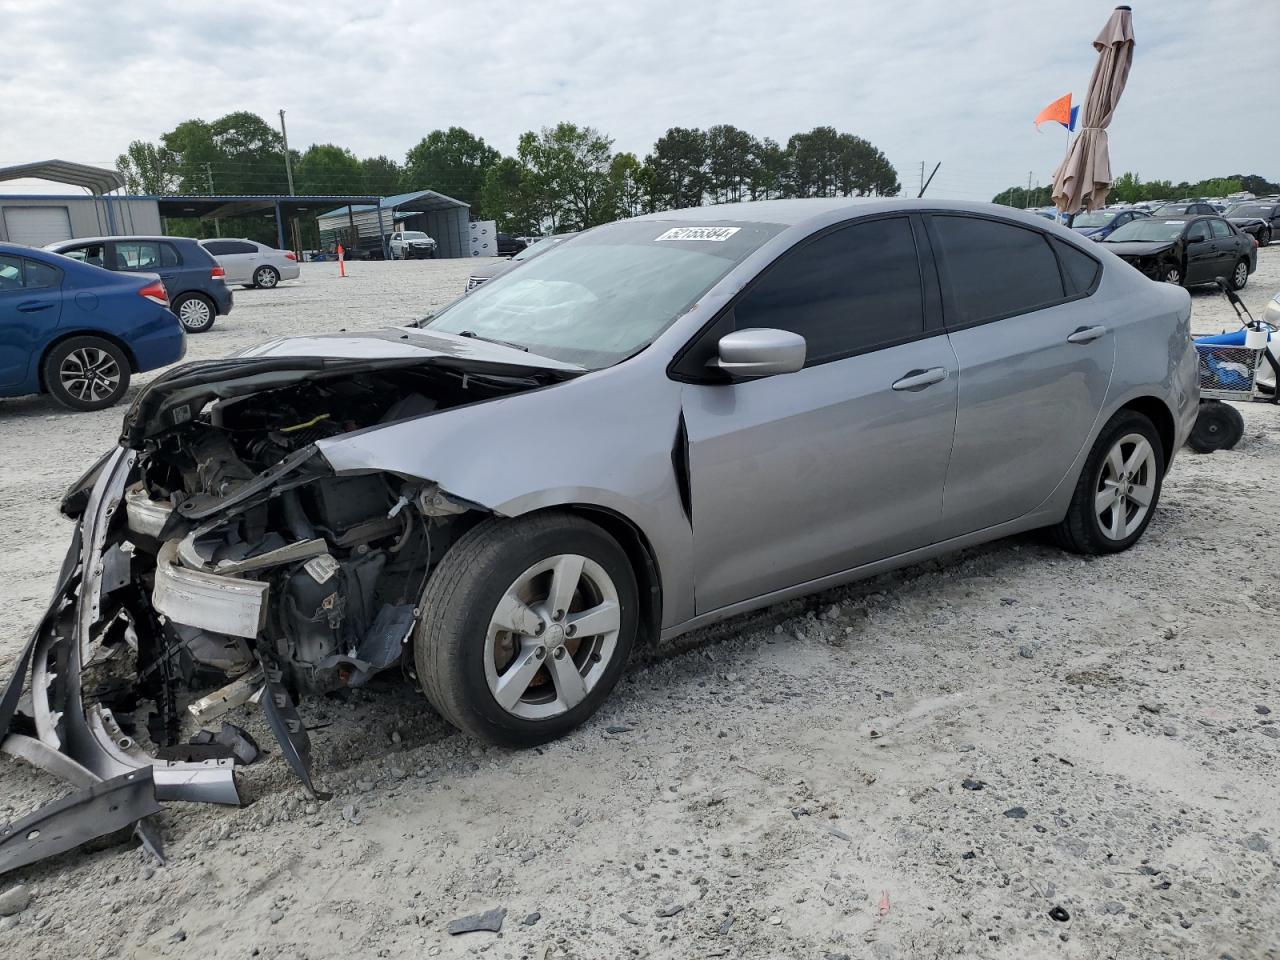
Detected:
left=60, top=243, right=107, bottom=268
left=1209, top=219, right=1232, bottom=239
left=23, top=260, right=61, bottom=289
left=1050, top=238, right=1101, bottom=296
left=161, top=243, right=182, bottom=267
left=0, top=254, right=24, bottom=291
left=114, top=241, right=163, bottom=271
left=930, top=216, right=1065, bottom=326
left=202, top=240, right=232, bottom=256
left=223, top=240, right=257, bottom=254
left=1187, top=221, right=1211, bottom=242
left=732, top=216, right=924, bottom=366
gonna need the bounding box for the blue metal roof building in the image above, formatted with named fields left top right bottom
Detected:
left=316, top=189, right=471, bottom=258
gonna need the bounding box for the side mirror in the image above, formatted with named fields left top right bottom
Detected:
left=716, top=328, right=806, bottom=379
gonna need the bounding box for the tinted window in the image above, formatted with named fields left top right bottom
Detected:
left=732, top=217, right=924, bottom=365
left=24, top=260, right=61, bottom=288
left=221, top=240, right=257, bottom=254
left=1187, top=221, right=1211, bottom=242
left=1209, top=219, right=1232, bottom=239
left=0, top=254, right=24, bottom=291
left=202, top=240, right=234, bottom=256
left=1051, top=238, right=1101, bottom=296
left=114, top=241, right=163, bottom=271
left=161, top=242, right=182, bottom=267
left=931, top=216, right=1064, bottom=326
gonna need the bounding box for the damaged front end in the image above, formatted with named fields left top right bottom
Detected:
left=2, top=339, right=574, bottom=873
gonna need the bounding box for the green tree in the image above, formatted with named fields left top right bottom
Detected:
left=294, top=144, right=363, bottom=195
left=992, top=185, right=1052, bottom=208
left=160, top=119, right=221, bottom=195
left=518, top=123, right=616, bottom=231
left=115, top=140, right=178, bottom=194
left=607, top=152, right=649, bottom=219
left=360, top=155, right=404, bottom=196
left=479, top=156, right=540, bottom=234
left=749, top=137, right=789, bottom=200
left=705, top=124, right=758, bottom=203
left=404, top=127, right=500, bottom=211
left=645, top=127, right=708, bottom=210
left=787, top=126, right=845, bottom=197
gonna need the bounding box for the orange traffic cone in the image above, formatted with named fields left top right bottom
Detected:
left=337, top=244, right=346, bottom=278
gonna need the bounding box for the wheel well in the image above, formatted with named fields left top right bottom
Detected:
left=1120, top=396, right=1175, bottom=464
left=38, top=330, right=138, bottom=391
left=561, top=505, right=663, bottom=648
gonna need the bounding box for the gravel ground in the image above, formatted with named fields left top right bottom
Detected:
left=1, top=250, right=1278, bottom=959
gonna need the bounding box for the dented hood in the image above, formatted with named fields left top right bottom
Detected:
left=120, top=327, right=582, bottom=447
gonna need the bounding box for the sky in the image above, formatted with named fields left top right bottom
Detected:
left=1, top=0, right=1277, bottom=201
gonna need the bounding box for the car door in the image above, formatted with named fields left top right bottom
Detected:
left=1182, top=219, right=1216, bottom=283
left=926, top=214, right=1115, bottom=539
left=1209, top=218, right=1240, bottom=278
left=204, top=240, right=252, bottom=283
left=0, top=254, right=63, bottom=387
left=681, top=215, right=959, bottom=614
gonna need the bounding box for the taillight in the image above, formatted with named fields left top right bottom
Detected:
left=211, top=265, right=226, bottom=279
left=138, top=280, right=169, bottom=306
left=284, top=251, right=297, bottom=261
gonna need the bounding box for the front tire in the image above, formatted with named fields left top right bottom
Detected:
left=1052, top=410, right=1165, bottom=555
left=43, top=336, right=131, bottom=410
left=415, top=511, right=639, bottom=746
left=1230, top=258, right=1250, bottom=291
left=253, top=265, right=280, bottom=288
left=173, top=293, right=216, bottom=333
left=1161, top=264, right=1184, bottom=285
left=1187, top=400, right=1245, bottom=453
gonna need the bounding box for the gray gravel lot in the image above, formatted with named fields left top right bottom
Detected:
left=1, top=250, right=1278, bottom=959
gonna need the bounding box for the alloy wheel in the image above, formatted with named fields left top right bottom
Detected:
left=59, top=347, right=121, bottom=404
left=255, top=267, right=279, bottom=288
left=1163, top=267, right=1182, bottom=284
left=1233, top=261, right=1249, bottom=289
left=178, top=298, right=212, bottom=330
left=1094, top=432, right=1157, bottom=541
left=483, top=553, right=621, bottom=720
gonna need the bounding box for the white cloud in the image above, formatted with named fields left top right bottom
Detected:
left=1, top=0, right=1276, bottom=200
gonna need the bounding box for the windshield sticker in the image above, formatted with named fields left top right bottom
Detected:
left=654, top=226, right=741, bottom=242
left=1164, top=220, right=1183, bottom=224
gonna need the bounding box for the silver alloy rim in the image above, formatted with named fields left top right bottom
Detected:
left=1095, top=432, right=1157, bottom=541
left=1234, top=262, right=1248, bottom=287
left=483, top=554, right=621, bottom=720
left=1164, top=268, right=1181, bottom=284
left=255, top=267, right=278, bottom=287
left=59, top=347, right=121, bottom=403
left=179, top=298, right=211, bottom=329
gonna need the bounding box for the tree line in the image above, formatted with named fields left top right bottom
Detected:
left=992, top=172, right=1280, bottom=210
left=116, top=113, right=901, bottom=241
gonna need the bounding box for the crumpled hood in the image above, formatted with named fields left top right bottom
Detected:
left=120, top=327, right=582, bottom=447
left=1099, top=240, right=1177, bottom=259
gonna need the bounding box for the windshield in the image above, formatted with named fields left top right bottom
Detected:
left=400, top=231, right=428, bottom=240
left=1226, top=204, right=1273, bottom=218
left=1104, top=219, right=1186, bottom=242
left=425, top=220, right=781, bottom=368
left=1072, top=212, right=1115, bottom=227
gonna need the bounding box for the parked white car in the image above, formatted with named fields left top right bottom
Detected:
left=199, top=238, right=300, bottom=289
left=389, top=230, right=438, bottom=260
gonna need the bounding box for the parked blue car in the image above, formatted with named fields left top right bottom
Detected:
left=0, top=242, right=185, bottom=410
left=1071, top=208, right=1150, bottom=241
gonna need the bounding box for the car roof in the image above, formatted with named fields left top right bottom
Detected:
left=625, top=197, right=1064, bottom=230
left=47, top=235, right=198, bottom=246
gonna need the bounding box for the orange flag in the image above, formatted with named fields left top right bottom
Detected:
left=1034, top=93, right=1072, bottom=128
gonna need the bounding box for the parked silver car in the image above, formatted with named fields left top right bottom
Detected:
left=1, top=199, right=1199, bottom=866
left=199, top=238, right=300, bottom=289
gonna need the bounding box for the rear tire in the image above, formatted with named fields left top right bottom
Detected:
left=173, top=292, right=216, bottom=333
left=252, top=265, right=280, bottom=288
left=1259, top=227, right=1272, bottom=248
left=1052, top=410, right=1165, bottom=555
left=1229, top=258, right=1250, bottom=291
left=415, top=511, right=638, bottom=746
left=43, top=336, right=131, bottom=411
left=1187, top=400, right=1244, bottom=453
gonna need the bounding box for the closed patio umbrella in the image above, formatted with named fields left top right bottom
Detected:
left=1052, top=5, right=1135, bottom=215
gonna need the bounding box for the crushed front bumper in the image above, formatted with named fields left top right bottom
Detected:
left=0, top=448, right=250, bottom=874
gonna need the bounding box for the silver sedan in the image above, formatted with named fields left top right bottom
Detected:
left=3, top=199, right=1200, bottom=855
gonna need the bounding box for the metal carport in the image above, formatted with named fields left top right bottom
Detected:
left=153, top=195, right=385, bottom=251
left=316, top=190, right=471, bottom=258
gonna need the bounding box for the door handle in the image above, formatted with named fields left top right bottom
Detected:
left=1067, top=325, right=1107, bottom=344
left=891, top=367, right=947, bottom=391
left=17, top=301, right=54, bottom=313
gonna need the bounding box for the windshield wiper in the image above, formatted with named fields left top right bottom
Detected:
left=457, top=330, right=529, bottom=352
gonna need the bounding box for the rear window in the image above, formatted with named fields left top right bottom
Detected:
left=1051, top=238, right=1101, bottom=295
left=24, top=259, right=61, bottom=288
left=930, top=215, right=1065, bottom=326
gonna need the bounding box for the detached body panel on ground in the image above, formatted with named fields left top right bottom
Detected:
left=1, top=199, right=1199, bottom=871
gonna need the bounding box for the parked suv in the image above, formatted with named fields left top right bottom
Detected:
left=199, top=238, right=300, bottom=288
left=45, top=236, right=232, bottom=333
left=389, top=231, right=438, bottom=260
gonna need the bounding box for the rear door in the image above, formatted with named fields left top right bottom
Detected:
left=682, top=215, right=959, bottom=613
left=0, top=254, right=63, bottom=387
left=1208, top=218, right=1240, bottom=278
left=202, top=240, right=251, bottom=283
left=927, top=214, right=1114, bottom=538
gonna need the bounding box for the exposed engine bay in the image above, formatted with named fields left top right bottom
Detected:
left=1, top=346, right=574, bottom=874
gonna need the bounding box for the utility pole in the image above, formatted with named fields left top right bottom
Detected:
left=204, top=162, right=221, bottom=237
left=920, top=161, right=925, bottom=196
left=1026, top=170, right=1034, bottom=208
left=279, top=109, right=299, bottom=256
